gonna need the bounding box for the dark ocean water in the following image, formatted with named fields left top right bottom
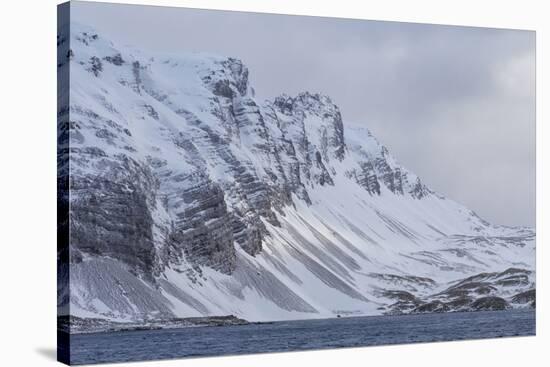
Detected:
left=68, top=309, right=535, bottom=365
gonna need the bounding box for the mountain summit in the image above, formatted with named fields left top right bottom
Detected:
left=58, top=24, right=535, bottom=322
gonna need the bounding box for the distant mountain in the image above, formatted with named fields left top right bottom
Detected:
left=58, top=23, right=535, bottom=324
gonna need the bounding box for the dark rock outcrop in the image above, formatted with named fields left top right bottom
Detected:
left=70, top=154, right=159, bottom=277
left=414, top=300, right=450, bottom=313
left=168, top=180, right=236, bottom=274
left=471, top=296, right=510, bottom=311
left=511, top=289, right=535, bottom=307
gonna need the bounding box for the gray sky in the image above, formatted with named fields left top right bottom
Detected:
left=72, top=1, right=536, bottom=227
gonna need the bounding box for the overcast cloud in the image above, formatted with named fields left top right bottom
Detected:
left=72, top=1, right=536, bottom=227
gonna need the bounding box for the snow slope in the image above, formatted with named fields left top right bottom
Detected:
left=58, top=23, right=535, bottom=324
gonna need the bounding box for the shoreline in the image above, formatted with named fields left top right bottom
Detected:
left=60, top=307, right=535, bottom=335
left=59, top=315, right=257, bottom=335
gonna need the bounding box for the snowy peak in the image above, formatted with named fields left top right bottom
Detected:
left=270, top=92, right=346, bottom=162
left=202, top=57, right=250, bottom=98
left=345, top=124, right=431, bottom=198
left=65, top=22, right=426, bottom=201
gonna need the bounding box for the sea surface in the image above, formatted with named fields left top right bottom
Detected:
left=68, top=309, right=535, bottom=365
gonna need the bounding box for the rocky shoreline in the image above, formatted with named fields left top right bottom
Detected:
left=60, top=300, right=535, bottom=335
left=58, top=315, right=252, bottom=334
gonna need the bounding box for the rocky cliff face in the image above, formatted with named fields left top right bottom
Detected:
left=58, top=24, right=535, bottom=324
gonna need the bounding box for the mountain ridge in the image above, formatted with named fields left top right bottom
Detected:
left=58, top=23, right=535, bottom=325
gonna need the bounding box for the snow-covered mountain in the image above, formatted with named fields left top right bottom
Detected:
left=57, top=23, right=535, bottom=323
